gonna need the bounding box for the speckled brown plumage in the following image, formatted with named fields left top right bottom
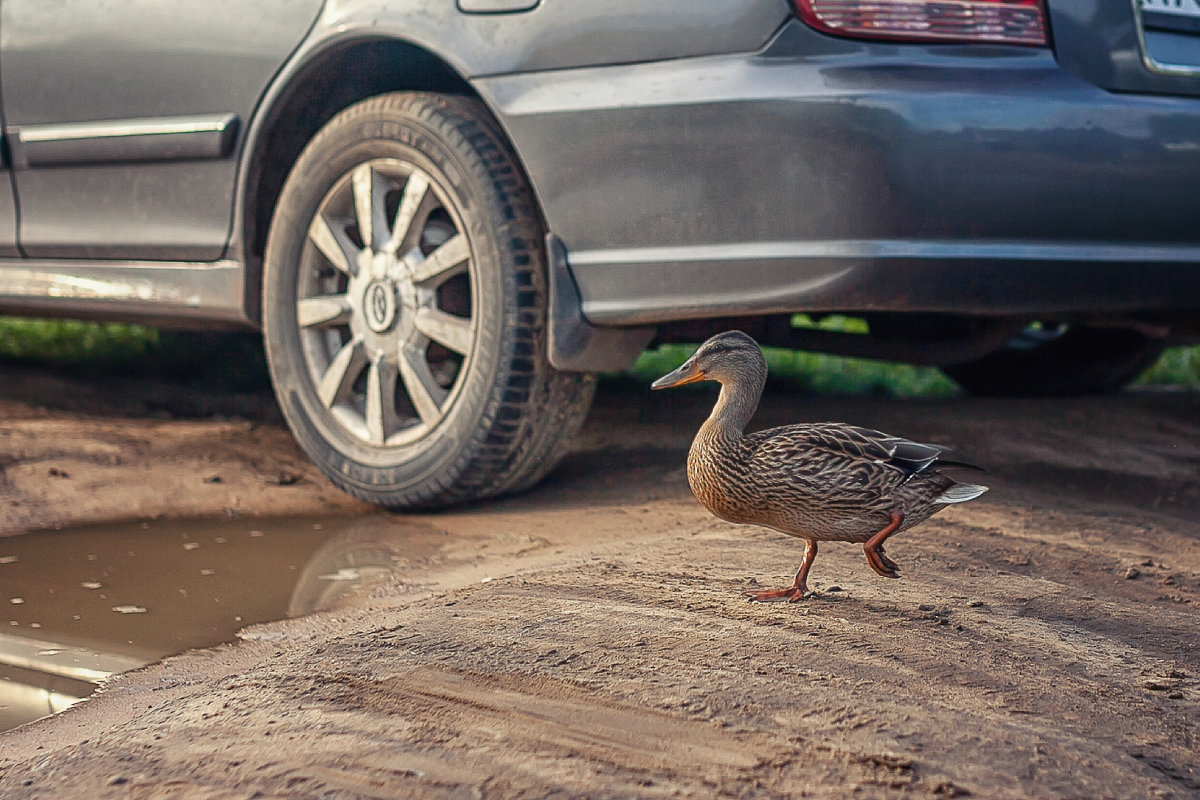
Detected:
left=652, top=330, right=988, bottom=602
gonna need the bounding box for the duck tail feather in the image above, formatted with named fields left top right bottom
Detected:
left=935, top=483, right=988, bottom=504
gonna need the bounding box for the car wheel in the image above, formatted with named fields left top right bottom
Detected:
left=942, top=324, right=1166, bottom=397
left=262, top=92, right=595, bottom=508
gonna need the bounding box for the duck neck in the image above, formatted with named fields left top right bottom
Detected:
left=699, top=372, right=763, bottom=444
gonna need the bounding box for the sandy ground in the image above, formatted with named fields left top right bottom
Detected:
left=0, top=361, right=1198, bottom=798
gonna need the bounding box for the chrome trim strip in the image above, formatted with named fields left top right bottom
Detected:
left=0, top=259, right=248, bottom=323
left=568, top=238, right=1200, bottom=267
left=1131, top=0, right=1200, bottom=77
left=17, top=114, right=237, bottom=144
left=458, top=0, right=540, bottom=11
left=10, top=113, right=240, bottom=167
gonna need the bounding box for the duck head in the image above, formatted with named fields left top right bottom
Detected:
left=651, top=330, right=766, bottom=390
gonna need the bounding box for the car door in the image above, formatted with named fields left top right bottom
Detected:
left=0, top=0, right=321, bottom=262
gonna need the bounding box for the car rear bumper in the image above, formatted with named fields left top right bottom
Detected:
left=480, top=20, right=1200, bottom=326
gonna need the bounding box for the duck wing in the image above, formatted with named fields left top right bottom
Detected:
left=743, top=423, right=969, bottom=503
left=741, top=423, right=910, bottom=503
left=839, top=424, right=946, bottom=475
left=804, top=423, right=986, bottom=475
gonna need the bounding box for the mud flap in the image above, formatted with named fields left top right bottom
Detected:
left=545, top=233, right=654, bottom=372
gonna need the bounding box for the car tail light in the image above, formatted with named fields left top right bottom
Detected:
left=794, top=0, right=1048, bottom=46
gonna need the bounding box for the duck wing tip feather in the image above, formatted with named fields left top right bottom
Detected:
left=935, top=483, right=989, bottom=504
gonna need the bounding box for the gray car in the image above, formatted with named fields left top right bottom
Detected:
left=0, top=0, right=1197, bottom=508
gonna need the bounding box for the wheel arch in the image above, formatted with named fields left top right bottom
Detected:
left=234, top=35, right=508, bottom=325
left=235, top=30, right=655, bottom=373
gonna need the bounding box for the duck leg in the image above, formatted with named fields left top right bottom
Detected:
left=746, top=539, right=817, bottom=603
left=863, top=511, right=904, bottom=578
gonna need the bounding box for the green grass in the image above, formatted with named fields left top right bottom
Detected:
left=0, top=317, right=270, bottom=391
left=1, top=316, right=1197, bottom=397
left=0, top=317, right=160, bottom=367
left=1135, top=345, right=1200, bottom=389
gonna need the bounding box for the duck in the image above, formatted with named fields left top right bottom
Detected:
left=651, top=330, right=987, bottom=602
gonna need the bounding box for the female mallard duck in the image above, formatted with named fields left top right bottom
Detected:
left=652, top=330, right=987, bottom=602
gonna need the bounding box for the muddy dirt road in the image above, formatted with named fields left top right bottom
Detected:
left=1, top=362, right=1198, bottom=798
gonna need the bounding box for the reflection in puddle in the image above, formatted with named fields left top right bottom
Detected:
left=0, top=513, right=449, bottom=733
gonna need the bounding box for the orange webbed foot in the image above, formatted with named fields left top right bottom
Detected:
left=744, top=586, right=812, bottom=603
left=746, top=539, right=818, bottom=602
left=864, top=546, right=900, bottom=578
left=863, top=511, right=904, bottom=579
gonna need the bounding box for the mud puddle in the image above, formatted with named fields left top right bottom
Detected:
left=0, top=512, right=455, bottom=732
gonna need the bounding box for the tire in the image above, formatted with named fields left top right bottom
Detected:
left=943, top=325, right=1166, bottom=397
left=262, top=92, right=595, bottom=508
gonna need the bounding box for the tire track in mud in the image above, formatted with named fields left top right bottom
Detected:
left=313, top=667, right=769, bottom=780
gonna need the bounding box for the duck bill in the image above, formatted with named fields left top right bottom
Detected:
left=651, top=361, right=705, bottom=390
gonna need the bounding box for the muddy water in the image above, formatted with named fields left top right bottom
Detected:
left=0, top=512, right=452, bottom=732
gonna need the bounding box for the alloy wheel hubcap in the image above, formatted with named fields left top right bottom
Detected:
left=295, top=158, right=476, bottom=449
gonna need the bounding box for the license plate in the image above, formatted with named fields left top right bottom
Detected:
left=1142, top=0, right=1200, bottom=19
